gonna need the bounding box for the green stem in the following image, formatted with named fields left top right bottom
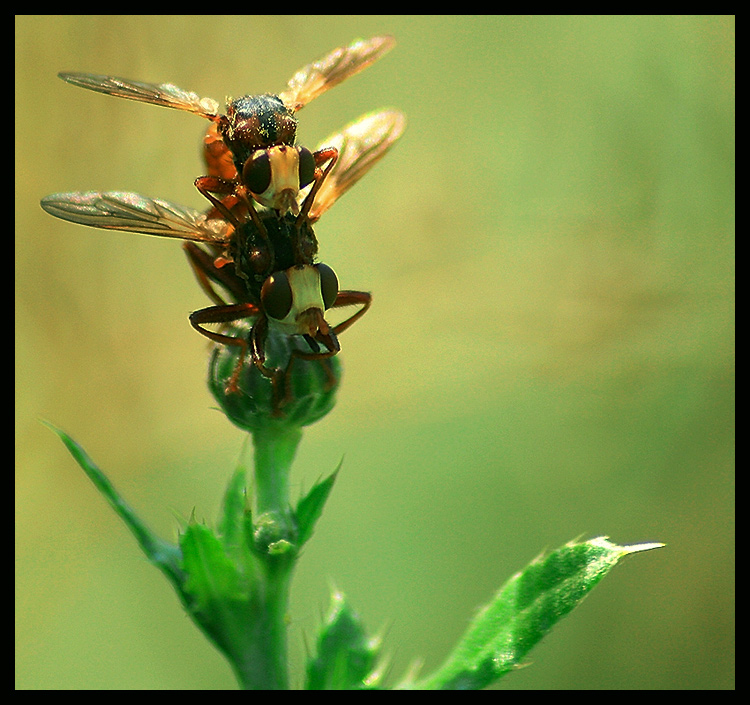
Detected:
left=233, top=422, right=303, bottom=690
left=252, top=423, right=302, bottom=519
left=229, top=562, right=293, bottom=690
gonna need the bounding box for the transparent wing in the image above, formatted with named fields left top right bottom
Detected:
left=58, top=72, right=220, bottom=119
left=278, top=35, right=395, bottom=113
left=40, top=191, right=231, bottom=244
left=306, top=109, right=406, bottom=222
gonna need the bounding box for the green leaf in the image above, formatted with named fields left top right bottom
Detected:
left=216, top=466, right=262, bottom=575
left=179, top=522, right=262, bottom=660
left=305, top=590, right=382, bottom=690
left=180, top=523, right=252, bottom=611
left=217, top=466, right=248, bottom=548
left=411, top=537, right=664, bottom=690
left=43, top=421, right=184, bottom=590
left=295, top=464, right=340, bottom=547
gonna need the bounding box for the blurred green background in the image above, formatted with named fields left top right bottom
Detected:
left=16, top=16, right=733, bottom=689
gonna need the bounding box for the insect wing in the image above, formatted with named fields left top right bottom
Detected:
left=40, top=191, right=230, bottom=244
left=306, top=109, right=406, bottom=222
left=278, top=35, right=395, bottom=113
left=58, top=72, right=220, bottom=119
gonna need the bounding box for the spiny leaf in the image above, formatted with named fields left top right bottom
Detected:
left=217, top=466, right=248, bottom=546
left=305, top=590, right=382, bottom=690
left=43, top=421, right=183, bottom=589
left=410, top=537, right=664, bottom=690
left=295, top=463, right=340, bottom=547
left=180, top=523, right=251, bottom=609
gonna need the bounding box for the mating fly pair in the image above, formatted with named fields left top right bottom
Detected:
left=41, top=36, right=405, bottom=411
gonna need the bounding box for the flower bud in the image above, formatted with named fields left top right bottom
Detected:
left=208, top=320, right=341, bottom=432
left=253, top=510, right=297, bottom=556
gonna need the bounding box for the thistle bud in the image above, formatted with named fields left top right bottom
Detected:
left=208, top=320, right=342, bottom=433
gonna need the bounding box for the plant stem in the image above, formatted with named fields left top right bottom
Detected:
left=229, top=562, right=293, bottom=690
left=233, top=422, right=303, bottom=690
left=252, top=423, right=302, bottom=520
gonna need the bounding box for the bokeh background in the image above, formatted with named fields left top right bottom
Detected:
left=16, top=16, right=734, bottom=689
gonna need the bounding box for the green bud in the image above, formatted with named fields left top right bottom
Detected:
left=253, top=510, right=297, bottom=556
left=208, top=321, right=342, bottom=433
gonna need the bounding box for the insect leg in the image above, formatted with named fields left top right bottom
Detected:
left=289, top=290, right=373, bottom=404
left=194, top=175, right=241, bottom=223
left=195, top=176, right=275, bottom=277
left=277, top=289, right=371, bottom=402
left=296, top=147, right=339, bottom=225
left=183, top=243, right=229, bottom=307
left=189, top=303, right=265, bottom=393
left=272, top=338, right=339, bottom=411
left=329, top=290, right=372, bottom=335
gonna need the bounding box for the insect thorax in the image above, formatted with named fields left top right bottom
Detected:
left=222, top=94, right=297, bottom=168
left=236, top=211, right=319, bottom=301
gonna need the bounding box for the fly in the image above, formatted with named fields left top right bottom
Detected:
left=41, top=109, right=405, bottom=411
left=58, top=36, right=396, bottom=223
